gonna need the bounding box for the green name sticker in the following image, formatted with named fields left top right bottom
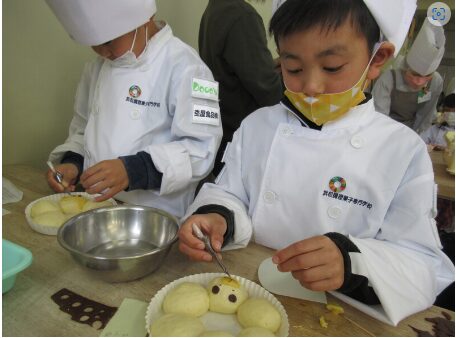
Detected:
left=192, top=78, right=219, bottom=101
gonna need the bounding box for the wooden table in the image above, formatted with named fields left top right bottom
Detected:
left=429, top=150, right=455, bottom=200
left=2, top=164, right=454, bottom=337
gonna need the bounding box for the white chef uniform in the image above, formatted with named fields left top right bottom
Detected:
left=46, top=0, right=223, bottom=217
left=186, top=100, right=454, bottom=325
left=372, top=20, right=446, bottom=133
left=184, top=0, right=454, bottom=326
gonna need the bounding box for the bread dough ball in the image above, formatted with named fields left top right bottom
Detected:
left=32, top=210, right=66, bottom=227
left=150, top=313, right=205, bottom=337
left=31, top=200, right=60, bottom=217
left=238, top=327, right=275, bottom=337
left=237, top=298, right=281, bottom=333
left=59, top=196, right=87, bottom=214
left=200, top=330, right=234, bottom=337
left=82, top=200, right=113, bottom=212
left=207, top=277, right=248, bottom=314
left=163, top=282, right=209, bottom=317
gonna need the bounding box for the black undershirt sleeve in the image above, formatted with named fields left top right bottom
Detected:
left=193, top=204, right=235, bottom=248
left=61, top=151, right=84, bottom=183
left=119, top=151, right=163, bottom=191
left=325, top=232, right=380, bottom=305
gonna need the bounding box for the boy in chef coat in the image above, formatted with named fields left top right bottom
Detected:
left=178, top=0, right=455, bottom=326
left=44, top=0, right=222, bottom=218
left=372, top=19, right=445, bottom=134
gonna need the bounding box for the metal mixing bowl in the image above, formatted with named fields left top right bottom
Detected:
left=57, top=205, right=179, bottom=282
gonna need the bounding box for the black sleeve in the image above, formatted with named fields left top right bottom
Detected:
left=193, top=204, right=235, bottom=248
left=119, top=151, right=163, bottom=191
left=61, top=151, right=84, bottom=183
left=325, top=232, right=380, bottom=305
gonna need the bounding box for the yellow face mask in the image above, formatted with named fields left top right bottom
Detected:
left=285, top=61, right=371, bottom=126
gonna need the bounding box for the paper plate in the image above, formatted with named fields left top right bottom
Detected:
left=25, top=192, right=116, bottom=235
left=145, top=273, right=289, bottom=336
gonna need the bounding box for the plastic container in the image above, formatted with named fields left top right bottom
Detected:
left=2, top=239, right=33, bottom=293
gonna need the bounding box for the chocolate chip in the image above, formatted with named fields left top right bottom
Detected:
left=212, top=285, right=220, bottom=294
left=228, top=294, right=237, bottom=303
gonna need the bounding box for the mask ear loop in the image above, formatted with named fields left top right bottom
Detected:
left=129, top=28, right=138, bottom=53
left=361, top=33, right=386, bottom=91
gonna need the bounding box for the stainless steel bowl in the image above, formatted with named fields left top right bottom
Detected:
left=57, top=205, right=179, bottom=282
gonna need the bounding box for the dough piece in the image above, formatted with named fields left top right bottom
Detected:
left=163, top=282, right=209, bottom=317
left=200, top=330, right=234, bottom=337
left=150, top=313, right=205, bottom=337
left=59, top=196, right=87, bottom=214
left=207, top=277, right=248, bottom=314
left=238, top=327, right=275, bottom=337
left=31, top=200, right=60, bottom=217
left=82, top=200, right=113, bottom=212
left=32, top=210, right=66, bottom=227
left=237, top=298, right=281, bottom=333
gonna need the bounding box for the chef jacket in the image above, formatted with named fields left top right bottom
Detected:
left=49, top=23, right=223, bottom=217
left=372, top=69, right=443, bottom=134
left=184, top=98, right=455, bottom=325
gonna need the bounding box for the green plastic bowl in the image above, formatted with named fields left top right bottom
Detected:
left=2, top=239, right=33, bottom=293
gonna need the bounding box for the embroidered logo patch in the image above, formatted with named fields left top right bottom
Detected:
left=129, top=85, right=141, bottom=98
left=322, top=176, right=373, bottom=210
left=329, top=176, right=346, bottom=193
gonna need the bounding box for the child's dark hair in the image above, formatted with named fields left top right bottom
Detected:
left=269, top=0, right=380, bottom=54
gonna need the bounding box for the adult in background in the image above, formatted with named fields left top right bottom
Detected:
left=372, top=19, right=445, bottom=134
left=199, top=0, right=283, bottom=176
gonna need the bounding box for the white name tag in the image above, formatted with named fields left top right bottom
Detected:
left=192, top=104, right=220, bottom=126
left=192, top=78, right=219, bottom=101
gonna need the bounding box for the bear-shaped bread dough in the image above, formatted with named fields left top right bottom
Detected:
left=207, top=277, right=248, bottom=314
left=200, top=330, right=234, bottom=337
left=59, top=196, right=87, bottom=214
left=238, top=327, right=276, bottom=337
left=82, top=200, right=113, bottom=212
left=32, top=210, right=66, bottom=227
left=237, top=298, right=281, bottom=333
left=163, top=282, right=209, bottom=317
left=31, top=200, right=60, bottom=218
left=150, top=313, right=205, bottom=337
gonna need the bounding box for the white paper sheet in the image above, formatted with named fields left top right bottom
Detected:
left=258, top=257, right=327, bottom=304
left=2, top=177, right=23, bottom=204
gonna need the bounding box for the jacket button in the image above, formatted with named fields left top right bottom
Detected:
left=327, top=206, right=342, bottom=219
left=130, top=111, right=141, bottom=120
left=350, top=135, right=364, bottom=149
left=282, top=127, right=293, bottom=136
left=263, top=190, right=277, bottom=203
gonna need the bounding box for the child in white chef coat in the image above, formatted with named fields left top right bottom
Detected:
left=178, top=0, right=455, bottom=325
left=44, top=0, right=222, bottom=217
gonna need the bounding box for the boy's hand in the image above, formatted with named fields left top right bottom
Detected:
left=80, top=159, right=129, bottom=201
left=272, top=235, right=344, bottom=292
left=178, top=213, right=227, bottom=262
left=46, top=163, right=79, bottom=193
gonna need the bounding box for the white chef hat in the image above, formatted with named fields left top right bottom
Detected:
left=272, top=0, right=416, bottom=57
left=406, top=19, right=446, bottom=76
left=45, top=0, right=157, bottom=46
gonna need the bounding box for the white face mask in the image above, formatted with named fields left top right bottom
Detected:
left=109, top=26, right=148, bottom=68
